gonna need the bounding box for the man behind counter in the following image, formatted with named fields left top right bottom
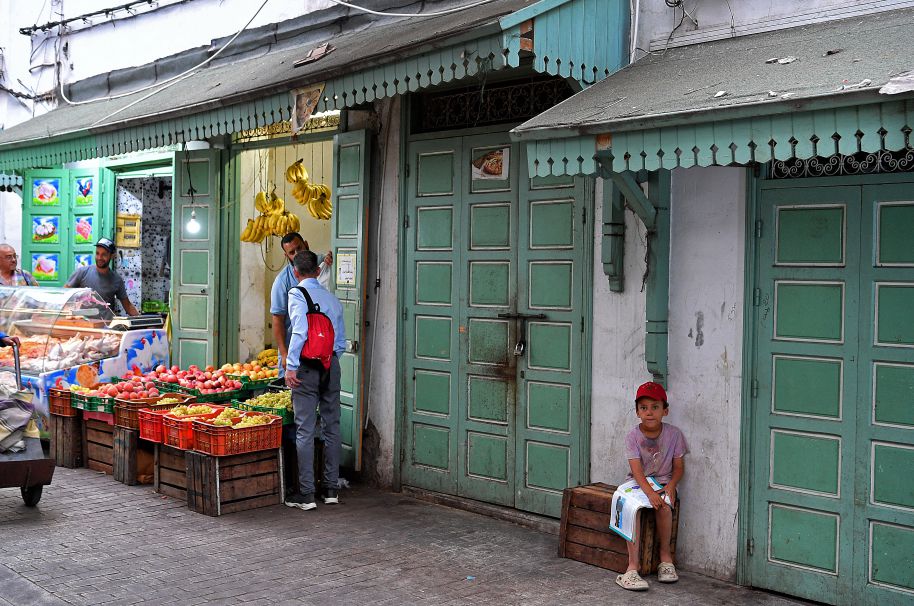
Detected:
left=65, top=238, right=140, bottom=316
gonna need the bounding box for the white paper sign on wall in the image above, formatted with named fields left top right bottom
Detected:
left=336, top=252, right=356, bottom=286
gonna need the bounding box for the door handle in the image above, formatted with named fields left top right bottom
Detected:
left=346, top=340, right=359, bottom=353
left=497, top=312, right=547, bottom=320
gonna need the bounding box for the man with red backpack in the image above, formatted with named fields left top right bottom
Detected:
left=284, top=250, right=346, bottom=511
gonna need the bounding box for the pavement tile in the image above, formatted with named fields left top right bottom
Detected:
left=0, top=467, right=809, bottom=606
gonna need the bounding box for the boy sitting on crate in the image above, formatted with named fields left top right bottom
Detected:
left=615, top=382, right=688, bottom=592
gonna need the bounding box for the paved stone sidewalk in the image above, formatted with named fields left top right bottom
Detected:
left=1, top=468, right=808, bottom=606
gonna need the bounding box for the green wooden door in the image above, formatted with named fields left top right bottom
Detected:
left=23, top=168, right=109, bottom=288
left=401, top=134, right=587, bottom=516
left=750, top=178, right=914, bottom=605
left=171, top=149, right=221, bottom=369
left=331, top=130, right=371, bottom=471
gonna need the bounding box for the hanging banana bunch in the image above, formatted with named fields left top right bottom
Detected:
left=241, top=187, right=298, bottom=243
left=286, top=159, right=332, bottom=221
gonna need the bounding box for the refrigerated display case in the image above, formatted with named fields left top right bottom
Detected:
left=0, top=286, right=170, bottom=433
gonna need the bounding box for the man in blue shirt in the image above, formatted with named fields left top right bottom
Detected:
left=284, top=250, right=346, bottom=511
left=270, top=232, right=332, bottom=377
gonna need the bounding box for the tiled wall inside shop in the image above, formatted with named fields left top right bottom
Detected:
left=115, top=177, right=172, bottom=309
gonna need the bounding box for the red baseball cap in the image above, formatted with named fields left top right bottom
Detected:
left=636, top=381, right=667, bottom=403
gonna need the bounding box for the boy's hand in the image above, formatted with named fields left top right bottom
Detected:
left=646, top=489, right=666, bottom=510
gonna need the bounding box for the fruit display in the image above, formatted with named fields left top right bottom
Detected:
left=156, top=397, right=182, bottom=406
left=108, top=375, right=162, bottom=400
left=286, top=159, right=332, bottom=220
left=209, top=407, right=243, bottom=426
left=220, top=362, right=278, bottom=382
left=169, top=404, right=217, bottom=417
left=255, top=348, right=278, bottom=367
left=234, top=414, right=272, bottom=429
left=140, top=364, right=244, bottom=394
left=244, top=390, right=292, bottom=412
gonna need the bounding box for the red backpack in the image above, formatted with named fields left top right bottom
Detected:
left=294, top=286, right=335, bottom=371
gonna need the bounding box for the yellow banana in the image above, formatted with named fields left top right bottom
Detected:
left=291, top=180, right=307, bottom=202
left=284, top=160, right=309, bottom=184
left=254, top=191, right=268, bottom=213
left=290, top=213, right=300, bottom=232
left=319, top=184, right=331, bottom=198
left=240, top=219, right=254, bottom=242
left=307, top=195, right=320, bottom=219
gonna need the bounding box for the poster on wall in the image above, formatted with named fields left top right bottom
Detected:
left=471, top=147, right=510, bottom=191
left=74, top=217, right=93, bottom=244
left=291, top=83, right=325, bottom=135
left=31, top=254, right=59, bottom=281
left=75, top=177, right=94, bottom=206
left=32, top=179, right=60, bottom=206
left=74, top=253, right=93, bottom=269
left=336, top=252, right=356, bottom=286
left=31, top=217, right=59, bottom=243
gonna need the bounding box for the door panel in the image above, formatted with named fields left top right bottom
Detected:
left=171, top=149, right=220, bottom=369
left=331, top=129, right=371, bottom=470
left=22, top=169, right=70, bottom=287
left=402, top=135, right=587, bottom=517
left=751, top=180, right=914, bottom=605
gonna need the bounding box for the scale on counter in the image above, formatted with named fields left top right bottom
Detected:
left=108, top=314, right=165, bottom=331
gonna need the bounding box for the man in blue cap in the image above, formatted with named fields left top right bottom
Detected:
left=65, top=238, right=139, bottom=316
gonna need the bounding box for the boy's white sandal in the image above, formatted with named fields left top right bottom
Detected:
left=615, top=570, right=649, bottom=591
left=657, top=562, right=679, bottom=583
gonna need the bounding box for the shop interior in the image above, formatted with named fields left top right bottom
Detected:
left=114, top=174, right=173, bottom=315
left=236, top=135, right=334, bottom=360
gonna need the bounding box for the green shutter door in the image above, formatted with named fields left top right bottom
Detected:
left=856, top=183, right=914, bottom=605
left=401, top=134, right=588, bottom=517
left=750, top=178, right=914, bottom=605
left=71, top=168, right=107, bottom=284
left=331, top=130, right=371, bottom=470
left=171, top=149, right=221, bottom=369
left=22, top=169, right=70, bottom=286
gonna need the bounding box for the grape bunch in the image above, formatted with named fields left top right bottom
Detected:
left=234, top=415, right=271, bottom=429
left=209, top=407, right=242, bottom=426
left=245, top=390, right=292, bottom=412
left=170, top=404, right=214, bottom=416
left=157, top=397, right=182, bottom=406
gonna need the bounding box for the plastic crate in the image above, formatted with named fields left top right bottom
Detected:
left=137, top=407, right=171, bottom=443
left=234, top=398, right=294, bottom=425
left=86, top=395, right=115, bottom=414
left=49, top=388, right=77, bottom=417
left=192, top=412, right=282, bottom=456
left=142, top=300, right=168, bottom=313
left=114, top=393, right=195, bottom=430
left=69, top=391, right=90, bottom=410
left=227, top=372, right=278, bottom=390
left=162, top=407, right=224, bottom=450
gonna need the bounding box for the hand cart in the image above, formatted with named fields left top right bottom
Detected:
left=0, top=343, right=55, bottom=506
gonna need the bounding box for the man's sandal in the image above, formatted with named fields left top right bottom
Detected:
left=615, top=570, right=649, bottom=591
left=657, top=562, right=679, bottom=583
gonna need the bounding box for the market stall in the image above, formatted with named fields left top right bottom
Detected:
left=0, top=286, right=169, bottom=433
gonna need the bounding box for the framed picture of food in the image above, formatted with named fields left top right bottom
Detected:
left=32, top=253, right=59, bottom=282
left=74, top=253, right=93, bottom=269
left=471, top=146, right=511, bottom=192
left=32, top=178, right=61, bottom=206
left=32, top=216, right=60, bottom=244
left=75, top=177, right=94, bottom=206
left=74, top=216, right=93, bottom=245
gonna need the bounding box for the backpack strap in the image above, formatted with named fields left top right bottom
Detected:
left=294, top=286, right=321, bottom=314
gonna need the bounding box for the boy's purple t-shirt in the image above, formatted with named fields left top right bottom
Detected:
left=624, top=423, right=689, bottom=484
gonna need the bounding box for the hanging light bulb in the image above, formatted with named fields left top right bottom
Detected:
left=186, top=208, right=201, bottom=234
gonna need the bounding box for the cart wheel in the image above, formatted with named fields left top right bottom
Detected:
left=20, top=485, right=43, bottom=507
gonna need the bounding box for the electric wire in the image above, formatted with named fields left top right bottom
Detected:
left=59, top=0, right=269, bottom=108
left=326, top=0, right=496, bottom=18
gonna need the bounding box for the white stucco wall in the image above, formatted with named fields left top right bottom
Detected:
left=589, top=167, right=747, bottom=581
left=362, top=96, right=401, bottom=488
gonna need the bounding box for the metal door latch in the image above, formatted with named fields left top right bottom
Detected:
left=514, top=341, right=525, bottom=356
left=497, top=312, right=546, bottom=358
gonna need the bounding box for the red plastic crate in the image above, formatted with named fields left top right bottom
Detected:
left=49, top=388, right=77, bottom=417
left=138, top=407, right=170, bottom=443
left=114, top=393, right=195, bottom=430
left=162, top=407, right=223, bottom=450
left=192, top=412, right=282, bottom=456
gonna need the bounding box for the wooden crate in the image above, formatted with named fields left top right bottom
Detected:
left=559, top=483, right=679, bottom=576
left=83, top=418, right=114, bottom=474
left=186, top=449, right=284, bottom=517
left=154, top=444, right=187, bottom=500
left=50, top=411, right=83, bottom=468
left=113, top=427, right=139, bottom=485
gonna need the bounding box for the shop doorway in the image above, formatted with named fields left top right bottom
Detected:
left=747, top=173, right=914, bottom=605
left=233, top=128, right=372, bottom=470
left=400, top=132, right=591, bottom=517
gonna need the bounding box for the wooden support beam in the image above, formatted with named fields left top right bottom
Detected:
left=610, top=171, right=655, bottom=229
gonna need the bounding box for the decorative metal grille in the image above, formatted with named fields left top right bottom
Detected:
left=770, top=147, right=914, bottom=179
left=414, top=77, right=574, bottom=133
